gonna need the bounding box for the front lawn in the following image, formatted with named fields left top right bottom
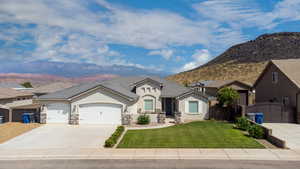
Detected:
left=0, top=122, right=41, bottom=144
left=117, top=121, right=264, bottom=148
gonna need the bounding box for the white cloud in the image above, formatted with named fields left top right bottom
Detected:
left=177, top=49, right=211, bottom=72
left=148, top=49, right=174, bottom=60
left=193, top=0, right=300, bottom=30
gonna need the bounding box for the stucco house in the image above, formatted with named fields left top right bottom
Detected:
left=253, top=59, right=300, bottom=123
left=36, top=76, right=209, bottom=125
left=189, top=80, right=253, bottom=106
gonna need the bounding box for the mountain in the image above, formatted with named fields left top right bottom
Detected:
left=167, top=32, right=300, bottom=85
left=0, top=73, right=118, bottom=87
left=0, top=61, right=169, bottom=77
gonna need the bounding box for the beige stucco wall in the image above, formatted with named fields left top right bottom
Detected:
left=70, top=88, right=135, bottom=115
left=178, top=95, right=209, bottom=122
left=135, top=83, right=162, bottom=113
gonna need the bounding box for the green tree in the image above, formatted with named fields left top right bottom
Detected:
left=21, top=82, right=33, bottom=88
left=217, top=87, right=239, bottom=107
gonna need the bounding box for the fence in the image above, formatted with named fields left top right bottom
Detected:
left=245, top=102, right=296, bottom=123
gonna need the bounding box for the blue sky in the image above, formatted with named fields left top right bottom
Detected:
left=0, top=0, right=300, bottom=73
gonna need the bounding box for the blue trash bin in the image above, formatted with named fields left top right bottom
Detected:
left=22, top=113, right=30, bottom=123
left=255, top=113, right=264, bottom=124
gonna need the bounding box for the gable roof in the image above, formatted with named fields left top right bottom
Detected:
left=254, top=59, right=300, bottom=88
left=191, top=80, right=252, bottom=89
left=38, top=76, right=192, bottom=101
left=0, top=88, right=33, bottom=100
left=33, top=82, right=76, bottom=94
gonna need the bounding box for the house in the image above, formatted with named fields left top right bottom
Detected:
left=37, top=76, right=209, bottom=125
left=33, top=82, right=76, bottom=96
left=0, top=88, right=37, bottom=123
left=189, top=80, right=253, bottom=106
left=253, top=59, right=300, bottom=123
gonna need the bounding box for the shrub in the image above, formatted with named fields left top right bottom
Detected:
left=137, top=114, right=150, bottom=125
left=235, top=117, right=251, bottom=131
left=104, top=125, right=125, bottom=148
left=248, top=125, right=264, bottom=139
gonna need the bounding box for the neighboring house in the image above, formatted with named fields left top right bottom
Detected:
left=37, top=76, right=209, bottom=125
left=0, top=88, right=37, bottom=123
left=189, top=80, right=253, bottom=106
left=253, top=59, right=300, bottom=123
left=33, top=82, right=76, bottom=96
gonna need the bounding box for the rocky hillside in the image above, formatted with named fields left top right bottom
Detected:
left=167, top=32, right=300, bottom=85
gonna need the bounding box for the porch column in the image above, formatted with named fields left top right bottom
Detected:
left=8, top=108, right=12, bottom=122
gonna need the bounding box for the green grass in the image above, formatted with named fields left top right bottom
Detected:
left=117, top=121, right=265, bottom=148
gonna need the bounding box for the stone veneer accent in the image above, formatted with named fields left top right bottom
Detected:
left=69, top=113, right=79, bottom=125
left=122, top=114, right=132, bottom=125
left=175, top=112, right=182, bottom=124
left=40, top=113, right=47, bottom=124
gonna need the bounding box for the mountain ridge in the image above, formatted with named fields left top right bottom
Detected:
left=167, top=32, right=300, bottom=85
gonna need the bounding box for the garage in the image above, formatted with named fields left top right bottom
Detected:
left=79, top=103, right=122, bottom=125
left=46, top=103, right=70, bottom=123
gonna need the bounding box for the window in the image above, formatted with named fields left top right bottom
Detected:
left=188, top=101, right=199, bottom=113
left=153, top=88, right=156, bottom=92
left=147, top=87, right=151, bottom=93
left=272, top=72, right=278, bottom=83
left=142, top=87, right=145, bottom=93
left=283, top=96, right=289, bottom=106
left=144, top=99, right=154, bottom=111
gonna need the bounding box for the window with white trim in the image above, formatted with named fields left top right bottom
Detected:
left=188, top=101, right=199, bottom=114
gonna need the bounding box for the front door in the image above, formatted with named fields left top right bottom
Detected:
left=165, top=98, right=173, bottom=116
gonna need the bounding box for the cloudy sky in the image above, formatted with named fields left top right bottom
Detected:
left=0, top=0, right=300, bottom=73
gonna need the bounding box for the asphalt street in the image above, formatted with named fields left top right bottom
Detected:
left=0, top=160, right=300, bottom=169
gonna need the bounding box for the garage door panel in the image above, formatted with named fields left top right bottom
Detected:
left=79, top=103, right=122, bottom=125
left=47, top=103, right=70, bottom=123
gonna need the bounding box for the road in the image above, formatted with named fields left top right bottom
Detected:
left=0, top=160, right=300, bottom=169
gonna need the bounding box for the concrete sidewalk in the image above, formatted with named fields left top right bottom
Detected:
left=0, top=148, right=300, bottom=161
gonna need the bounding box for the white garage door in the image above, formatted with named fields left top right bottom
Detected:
left=79, top=103, right=122, bottom=124
left=46, top=103, right=70, bottom=123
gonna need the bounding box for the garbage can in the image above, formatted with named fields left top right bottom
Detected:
left=255, top=113, right=264, bottom=124
left=22, top=113, right=30, bottom=123
left=0, top=116, right=4, bottom=124
left=246, top=113, right=256, bottom=122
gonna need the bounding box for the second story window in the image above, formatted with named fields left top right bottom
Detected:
left=283, top=96, right=289, bottom=106
left=272, top=72, right=278, bottom=83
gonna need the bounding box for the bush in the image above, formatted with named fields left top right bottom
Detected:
left=104, top=125, right=125, bottom=148
left=248, top=125, right=264, bottom=139
left=137, top=114, right=150, bottom=125
left=235, top=117, right=251, bottom=131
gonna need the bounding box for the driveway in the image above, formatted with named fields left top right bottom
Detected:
left=263, top=123, right=300, bottom=149
left=0, top=124, right=116, bottom=150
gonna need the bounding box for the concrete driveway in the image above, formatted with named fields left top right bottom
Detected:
left=0, top=124, right=116, bottom=150
left=263, top=123, right=300, bottom=149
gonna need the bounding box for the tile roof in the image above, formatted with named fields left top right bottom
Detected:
left=39, top=76, right=191, bottom=100
left=33, top=82, right=76, bottom=94
left=190, top=80, right=252, bottom=89
left=0, top=88, right=33, bottom=99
